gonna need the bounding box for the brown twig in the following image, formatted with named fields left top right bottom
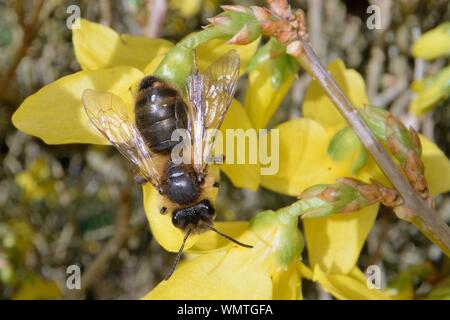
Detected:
left=299, top=39, right=450, bottom=256
left=306, top=0, right=324, bottom=60
left=145, top=0, right=167, bottom=38
left=66, top=189, right=132, bottom=299
left=0, top=0, right=44, bottom=99
left=99, top=0, right=112, bottom=26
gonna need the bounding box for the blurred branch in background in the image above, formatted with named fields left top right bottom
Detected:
left=66, top=189, right=132, bottom=299
left=145, top=0, right=167, bottom=38
left=99, top=0, right=112, bottom=27
left=0, top=0, right=44, bottom=100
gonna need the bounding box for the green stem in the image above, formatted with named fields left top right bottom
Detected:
left=178, top=27, right=227, bottom=49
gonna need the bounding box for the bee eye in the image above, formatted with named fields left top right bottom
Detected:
left=172, top=210, right=187, bottom=229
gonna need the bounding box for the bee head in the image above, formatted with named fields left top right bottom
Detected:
left=172, top=200, right=215, bottom=231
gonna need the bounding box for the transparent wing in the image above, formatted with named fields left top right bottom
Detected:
left=82, top=89, right=161, bottom=187
left=186, top=50, right=240, bottom=174
left=202, top=49, right=240, bottom=130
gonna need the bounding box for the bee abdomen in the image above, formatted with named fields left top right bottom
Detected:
left=135, top=79, right=187, bottom=153
left=138, top=117, right=179, bottom=152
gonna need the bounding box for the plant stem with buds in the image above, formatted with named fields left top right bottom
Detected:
left=296, top=39, right=450, bottom=256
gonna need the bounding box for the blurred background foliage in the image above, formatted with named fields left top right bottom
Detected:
left=0, top=0, right=449, bottom=299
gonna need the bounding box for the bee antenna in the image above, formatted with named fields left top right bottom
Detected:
left=165, top=228, right=192, bottom=281
left=203, top=224, right=253, bottom=249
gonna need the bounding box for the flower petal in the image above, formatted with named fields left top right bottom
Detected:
left=12, top=66, right=144, bottom=144
left=272, top=260, right=302, bottom=300
left=260, top=119, right=372, bottom=196
left=313, top=266, right=392, bottom=300
left=73, top=19, right=173, bottom=71
left=219, top=100, right=260, bottom=191
left=245, top=62, right=295, bottom=129
left=411, top=22, right=450, bottom=60
left=410, top=65, right=450, bottom=115
left=143, top=230, right=273, bottom=300
left=189, top=221, right=249, bottom=252
left=302, top=59, right=368, bottom=130
left=303, top=204, right=379, bottom=274
left=196, top=38, right=260, bottom=74
left=420, top=135, right=450, bottom=196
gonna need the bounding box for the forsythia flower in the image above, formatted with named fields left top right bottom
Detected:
left=11, top=19, right=260, bottom=252
left=253, top=59, right=450, bottom=299
left=410, top=22, right=450, bottom=114
left=144, top=209, right=304, bottom=300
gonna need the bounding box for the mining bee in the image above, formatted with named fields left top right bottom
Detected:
left=82, top=50, right=252, bottom=279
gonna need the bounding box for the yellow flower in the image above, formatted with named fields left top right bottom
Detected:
left=12, top=273, right=60, bottom=300
left=260, top=59, right=450, bottom=299
left=143, top=209, right=304, bottom=300
left=410, top=22, right=450, bottom=114
left=411, top=22, right=450, bottom=60
left=11, top=19, right=260, bottom=252
left=15, top=157, right=56, bottom=204
left=245, top=58, right=295, bottom=129
left=410, top=65, right=450, bottom=115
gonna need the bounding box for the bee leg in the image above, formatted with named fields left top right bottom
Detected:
left=213, top=182, right=220, bottom=188
left=160, top=207, right=167, bottom=214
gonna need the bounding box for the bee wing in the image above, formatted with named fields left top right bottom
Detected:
left=186, top=50, right=240, bottom=174
left=82, top=89, right=162, bottom=187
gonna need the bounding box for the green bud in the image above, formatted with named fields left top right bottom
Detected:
left=153, top=45, right=194, bottom=91
left=247, top=38, right=285, bottom=71
left=328, top=127, right=368, bottom=174
left=208, top=10, right=261, bottom=43
left=386, top=115, right=420, bottom=164
left=250, top=210, right=304, bottom=268
left=298, top=182, right=373, bottom=218
left=359, top=106, right=389, bottom=141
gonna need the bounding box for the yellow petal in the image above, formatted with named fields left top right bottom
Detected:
left=420, top=135, right=450, bottom=196
left=219, top=100, right=260, bottom=191
left=411, top=22, right=450, bottom=60
left=196, top=38, right=260, bottom=74
left=304, top=204, right=379, bottom=274
left=12, top=66, right=144, bottom=145
left=73, top=19, right=173, bottom=71
left=410, top=66, right=450, bottom=115
left=260, top=119, right=371, bottom=196
left=272, top=260, right=302, bottom=300
left=189, top=221, right=249, bottom=252
left=297, top=262, right=313, bottom=280
left=143, top=53, right=170, bottom=75
left=144, top=230, right=273, bottom=300
left=313, top=266, right=392, bottom=300
left=12, top=273, right=61, bottom=300
left=302, top=59, right=368, bottom=130
left=245, top=62, right=295, bottom=129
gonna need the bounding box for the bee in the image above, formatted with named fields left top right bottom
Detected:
left=82, top=50, right=252, bottom=279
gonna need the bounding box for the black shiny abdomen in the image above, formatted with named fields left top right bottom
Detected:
left=135, top=76, right=188, bottom=153
left=164, top=162, right=200, bottom=205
